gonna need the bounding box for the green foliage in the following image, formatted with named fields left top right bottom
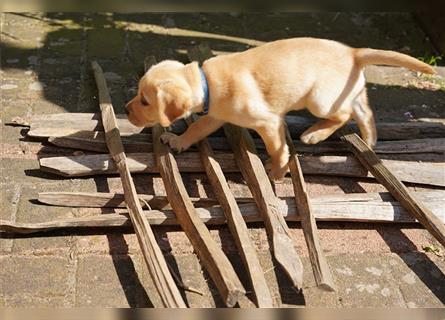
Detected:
left=418, top=54, right=442, bottom=66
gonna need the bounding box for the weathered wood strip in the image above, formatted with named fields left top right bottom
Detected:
left=285, top=128, right=336, bottom=292
left=3, top=191, right=444, bottom=233
left=28, top=112, right=445, bottom=141
left=48, top=131, right=153, bottom=153
left=225, top=124, right=305, bottom=289
left=46, top=130, right=445, bottom=155
left=339, top=128, right=445, bottom=248
left=37, top=190, right=445, bottom=209
left=152, top=123, right=245, bottom=307
left=38, top=192, right=220, bottom=209
left=91, top=61, right=186, bottom=308
left=38, top=149, right=445, bottom=188
left=186, top=114, right=273, bottom=307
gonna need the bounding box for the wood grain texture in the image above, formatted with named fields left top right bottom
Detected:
left=28, top=112, right=445, bottom=141
left=37, top=190, right=445, bottom=210
left=48, top=131, right=152, bottom=153
left=152, top=124, right=245, bottom=307
left=187, top=114, right=273, bottom=307
left=91, top=61, right=186, bottom=308
left=285, top=128, right=336, bottom=291
left=38, top=192, right=219, bottom=210
left=38, top=151, right=445, bottom=187
left=3, top=191, right=444, bottom=234
left=47, top=131, right=445, bottom=155
left=224, top=124, right=304, bottom=290
left=339, top=127, right=445, bottom=248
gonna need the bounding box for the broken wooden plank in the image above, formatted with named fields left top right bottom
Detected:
left=38, top=152, right=445, bottom=187
left=28, top=113, right=143, bottom=137
left=27, top=112, right=445, bottom=141
left=339, top=127, right=445, bottom=248
left=152, top=124, right=245, bottom=307
left=224, top=124, right=304, bottom=290
left=38, top=192, right=220, bottom=210
left=187, top=115, right=273, bottom=307
left=37, top=190, right=445, bottom=209
left=48, top=131, right=152, bottom=153
left=188, top=43, right=303, bottom=290
left=3, top=191, right=444, bottom=234
left=46, top=129, right=445, bottom=155
left=285, top=128, right=336, bottom=292
left=91, top=61, right=186, bottom=308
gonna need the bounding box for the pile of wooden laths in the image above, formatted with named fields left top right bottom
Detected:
left=2, top=44, right=445, bottom=308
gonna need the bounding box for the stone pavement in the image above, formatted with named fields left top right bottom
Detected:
left=1, top=13, right=444, bottom=307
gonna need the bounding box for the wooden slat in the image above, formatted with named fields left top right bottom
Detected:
left=225, top=124, right=304, bottom=290
left=91, top=61, right=186, bottom=308
left=47, top=130, right=445, bottom=155
left=28, top=112, right=445, bottom=141
left=152, top=124, right=245, bottom=307
left=37, top=190, right=445, bottom=210
left=38, top=151, right=445, bottom=187
left=339, top=127, right=445, bottom=248
left=48, top=131, right=152, bottom=153
left=146, top=56, right=245, bottom=307
left=2, top=191, right=444, bottom=234
left=188, top=43, right=303, bottom=289
left=285, top=128, right=336, bottom=291
left=187, top=115, right=273, bottom=307
left=38, top=192, right=220, bottom=209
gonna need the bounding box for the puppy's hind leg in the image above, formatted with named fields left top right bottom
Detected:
left=352, top=88, right=377, bottom=147
left=300, top=113, right=351, bottom=145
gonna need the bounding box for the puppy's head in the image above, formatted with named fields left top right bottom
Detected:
left=126, top=60, right=196, bottom=128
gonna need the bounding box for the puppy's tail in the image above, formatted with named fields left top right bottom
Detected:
left=354, top=48, right=436, bottom=74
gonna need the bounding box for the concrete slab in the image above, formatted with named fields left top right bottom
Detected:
left=76, top=253, right=153, bottom=307
left=390, top=253, right=445, bottom=307
left=0, top=183, right=20, bottom=253
left=330, top=254, right=406, bottom=307
left=0, top=255, right=73, bottom=304
left=12, top=185, right=75, bottom=254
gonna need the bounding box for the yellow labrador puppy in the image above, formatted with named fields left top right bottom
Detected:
left=126, top=38, right=435, bottom=180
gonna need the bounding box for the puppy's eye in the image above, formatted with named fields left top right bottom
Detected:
left=140, top=95, right=149, bottom=106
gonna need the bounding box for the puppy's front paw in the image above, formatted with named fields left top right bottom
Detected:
left=300, top=131, right=324, bottom=145
left=160, top=132, right=189, bottom=153
left=267, top=164, right=288, bottom=181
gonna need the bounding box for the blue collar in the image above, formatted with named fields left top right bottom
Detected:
left=199, top=67, right=210, bottom=114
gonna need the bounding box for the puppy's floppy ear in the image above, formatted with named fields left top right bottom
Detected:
left=156, top=80, right=192, bottom=127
